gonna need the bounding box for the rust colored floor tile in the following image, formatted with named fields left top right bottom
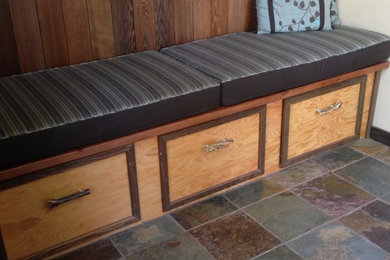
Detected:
left=351, top=138, right=386, bottom=155
left=189, top=211, right=280, bottom=260
left=292, top=174, right=374, bottom=218
left=340, top=200, right=390, bottom=253
left=171, top=196, right=237, bottom=230
left=372, top=147, right=390, bottom=165
left=54, top=239, right=121, bottom=260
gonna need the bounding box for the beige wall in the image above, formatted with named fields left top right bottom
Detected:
left=339, top=0, right=390, bottom=132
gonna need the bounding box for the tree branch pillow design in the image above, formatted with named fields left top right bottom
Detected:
left=257, top=0, right=333, bottom=34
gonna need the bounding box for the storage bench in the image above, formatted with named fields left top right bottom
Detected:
left=0, top=26, right=389, bottom=260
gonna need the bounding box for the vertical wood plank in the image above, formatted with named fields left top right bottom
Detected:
left=228, top=0, right=242, bottom=33
left=62, top=0, right=94, bottom=64
left=8, top=0, right=46, bottom=73
left=211, top=0, right=228, bottom=36
left=36, top=0, right=69, bottom=68
left=87, top=0, right=116, bottom=59
left=228, top=0, right=256, bottom=33
left=0, top=0, right=20, bottom=76
left=110, top=0, right=136, bottom=55
left=174, top=0, right=194, bottom=44
left=193, top=0, right=211, bottom=40
left=155, top=0, right=175, bottom=49
left=265, top=101, right=282, bottom=174
left=133, top=0, right=157, bottom=51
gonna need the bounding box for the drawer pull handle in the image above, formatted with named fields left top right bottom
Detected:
left=317, top=101, right=343, bottom=115
left=204, top=138, right=234, bottom=153
left=48, top=188, right=91, bottom=209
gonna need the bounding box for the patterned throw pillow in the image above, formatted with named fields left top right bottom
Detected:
left=330, top=0, right=341, bottom=26
left=257, top=0, right=333, bottom=34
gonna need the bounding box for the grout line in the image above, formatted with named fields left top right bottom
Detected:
left=333, top=171, right=381, bottom=199
left=109, top=238, right=125, bottom=258
left=369, top=152, right=390, bottom=167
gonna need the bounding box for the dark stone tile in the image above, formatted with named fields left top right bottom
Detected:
left=253, top=245, right=301, bottom=260
left=291, top=174, right=374, bottom=218
left=383, top=194, right=390, bottom=204
left=351, top=138, right=386, bottom=155
left=190, top=211, right=280, bottom=260
left=313, top=146, right=364, bottom=170
left=287, top=222, right=389, bottom=260
left=245, top=192, right=330, bottom=241
left=126, top=233, right=212, bottom=260
left=268, top=160, right=328, bottom=188
left=171, top=196, right=237, bottom=230
left=372, top=147, right=390, bottom=165
left=111, top=215, right=184, bottom=256
left=224, top=178, right=284, bottom=207
left=54, top=239, right=121, bottom=260
left=340, top=200, right=390, bottom=253
left=335, top=157, right=390, bottom=196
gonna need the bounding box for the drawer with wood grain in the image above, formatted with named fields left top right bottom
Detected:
left=281, top=76, right=367, bottom=167
left=0, top=146, right=140, bottom=260
left=158, top=107, right=266, bottom=211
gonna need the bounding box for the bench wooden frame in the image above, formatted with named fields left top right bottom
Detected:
left=0, top=61, right=388, bottom=259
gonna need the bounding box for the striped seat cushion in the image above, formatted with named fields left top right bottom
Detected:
left=0, top=51, right=220, bottom=170
left=162, top=27, right=390, bottom=105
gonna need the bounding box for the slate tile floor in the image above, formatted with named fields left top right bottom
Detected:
left=55, top=139, right=390, bottom=260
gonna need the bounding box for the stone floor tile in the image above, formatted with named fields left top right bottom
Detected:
left=111, top=215, right=184, bottom=256
left=312, top=146, right=364, bottom=170
left=268, top=160, right=328, bottom=188
left=54, top=239, right=121, bottom=260
left=340, top=200, right=390, bottom=253
left=253, top=245, right=302, bottom=260
left=171, top=196, right=237, bottom=230
left=291, top=174, right=374, bottom=218
left=125, top=233, right=212, bottom=260
left=383, top=194, right=390, bottom=204
left=244, top=191, right=330, bottom=242
left=351, top=138, right=387, bottom=155
left=224, top=178, right=284, bottom=207
left=287, top=221, right=389, bottom=260
left=372, top=147, right=390, bottom=165
left=189, top=211, right=280, bottom=260
left=335, top=157, right=390, bottom=197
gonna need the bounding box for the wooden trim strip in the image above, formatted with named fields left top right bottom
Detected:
left=281, top=76, right=367, bottom=167
left=1, top=62, right=388, bottom=181
left=366, top=71, right=382, bottom=138
left=0, top=230, right=7, bottom=260
left=158, top=106, right=266, bottom=211
left=1, top=145, right=141, bottom=260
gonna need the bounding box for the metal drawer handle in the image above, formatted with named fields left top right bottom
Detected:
left=317, top=101, right=343, bottom=115
left=204, top=138, right=234, bottom=153
left=48, top=188, right=91, bottom=209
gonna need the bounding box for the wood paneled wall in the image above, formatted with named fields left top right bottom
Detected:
left=0, top=0, right=256, bottom=77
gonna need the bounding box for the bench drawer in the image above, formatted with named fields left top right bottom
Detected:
left=159, top=107, right=266, bottom=211
left=0, top=147, right=140, bottom=260
left=281, top=77, right=366, bottom=167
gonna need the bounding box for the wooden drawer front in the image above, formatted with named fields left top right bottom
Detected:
left=0, top=147, right=140, bottom=260
left=281, top=77, right=366, bottom=167
left=159, top=107, right=266, bottom=211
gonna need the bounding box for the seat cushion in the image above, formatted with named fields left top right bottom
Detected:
left=0, top=51, right=220, bottom=170
left=162, top=26, right=390, bottom=105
